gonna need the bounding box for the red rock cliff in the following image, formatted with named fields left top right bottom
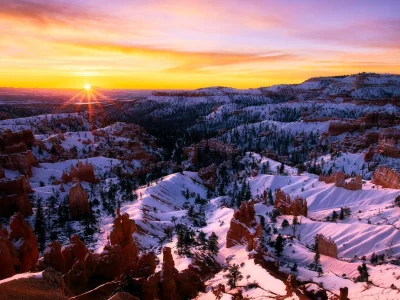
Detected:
left=318, top=234, right=338, bottom=258
left=226, top=201, right=263, bottom=251
left=274, top=189, right=308, bottom=217
left=62, top=161, right=98, bottom=184
left=68, top=180, right=89, bottom=219
left=0, top=176, right=33, bottom=217
left=372, top=166, right=400, bottom=189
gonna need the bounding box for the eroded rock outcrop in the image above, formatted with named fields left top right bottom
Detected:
left=318, top=234, right=338, bottom=258
left=274, top=189, right=308, bottom=217
left=372, top=166, right=400, bottom=189
left=226, top=201, right=263, bottom=251
left=68, top=180, right=89, bottom=219
left=198, top=164, right=217, bottom=190
left=9, top=212, right=39, bottom=272
left=62, top=161, right=98, bottom=184
left=109, top=208, right=138, bottom=271
left=318, top=171, right=362, bottom=190
left=0, top=129, right=36, bottom=150
left=0, top=225, right=18, bottom=279
left=43, top=241, right=67, bottom=273
left=0, top=175, right=33, bottom=217
left=0, top=150, right=37, bottom=177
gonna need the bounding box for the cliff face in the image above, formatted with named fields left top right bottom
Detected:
left=0, top=176, right=33, bottom=217
left=318, top=234, right=338, bottom=258
left=109, top=208, right=138, bottom=271
left=0, top=150, right=37, bottom=177
left=372, top=166, right=400, bottom=189
left=9, top=212, right=39, bottom=273
left=68, top=180, right=89, bottom=219
left=226, top=201, right=263, bottom=251
left=274, top=189, right=308, bottom=217
left=198, top=164, right=217, bottom=191
left=0, top=129, right=36, bottom=150
left=62, top=161, right=98, bottom=184
left=318, top=171, right=362, bottom=191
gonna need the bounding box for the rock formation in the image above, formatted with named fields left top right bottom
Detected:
left=9, top=212, right=39, bottom=272
left=274, top=189, right=308, bottom=217
left=0, top=150, right=37, bottom=176
left=226, top=201, right=263, bottom=251
left=372, top=166, right=400, bottom=189
left=318, top=171, right=362, bottom=190
left=68, top=179, right=89, bottom=219
left=0, top=165, right=5, bottom=179
left=0, top=175, right=33, bottom=216
left=198, top=164, right=217, bottom=190
left=62, top=235, right=90, bottom=272
left=317, top=234, right=338, bottom=258
left=43, top=241, right=67, bottom=273
left=0, top=268, right=67, bottom=300
left=0, top=225, right=18, bottom=279
left=62, top=161, right=98, bottom=184
left=109, top=208, right=138, bottom=270
left=0, top=129, right=36, bottom=150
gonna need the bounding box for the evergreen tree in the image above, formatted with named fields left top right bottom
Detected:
left=357, top=263, right=369, bottom=282
left=268, top=189, right=274, bottom=206
left=197, top=230, right=207, bottom=247
left=281, top=219, right=289, bottom=228
left=275, top=234, right=284, bottom=256
left=208, top=232, right=219, bottom=255
left=339, top=207, right=344, bottom=220
left=225, top=264, right=243, bottom=288
left=34, top=198, right=46, bottom=251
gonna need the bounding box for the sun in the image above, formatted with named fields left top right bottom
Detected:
left=84, top=84, right=91, bottom=90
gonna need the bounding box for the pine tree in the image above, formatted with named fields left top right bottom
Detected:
left=313, top=234, right=321, bottom=272
left=275, top=234, right=284, bottom=256
left=208, top=232, right=219, bottom=255
left=197, top=231, right=207, bottom=247
left=268, top=189, right=274, bottom=206
left=34, top=198, right=46, bottom=252
left=281, top=219, right=289, bottom=228
left=339, top=207, right=344, bottom=220
left=225, top=264, right=243, bottom=288
left=357, top=263, right=369, bottom=282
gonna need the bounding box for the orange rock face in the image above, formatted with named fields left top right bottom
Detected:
left=62, top=234, right=90, bottom=272
left=0, top=176, right=33, bottom=217
left=0, top=225, right=18, bottom=279
left=372, top=166, right=400, bottom=189
left=62, top=161, right=98, bottom=184
left=9, top=212, right=39, bottom=272
left=0, top=150, right=37, bottom=177
left=109, top=208, right=138, bottom=270
left=198, top=164, right=217, bottom=190
left=43, top=241, right=67, bottom=273
left=318, top=234, right=337, bottom=258
left=318, top=171, right=362, bottom=190
left=274, top=189, right=308, bottom=217
left=68, top=180, right=89, bottom=219
left=226, top=201, right=263, bottom=251
left=0, top=129, right=36, bottom=150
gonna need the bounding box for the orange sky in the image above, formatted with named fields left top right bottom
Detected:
left=0, top=0, right=399, bottom=89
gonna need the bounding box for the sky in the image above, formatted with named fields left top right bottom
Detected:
left=0, top=0, right=399, bottom=89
